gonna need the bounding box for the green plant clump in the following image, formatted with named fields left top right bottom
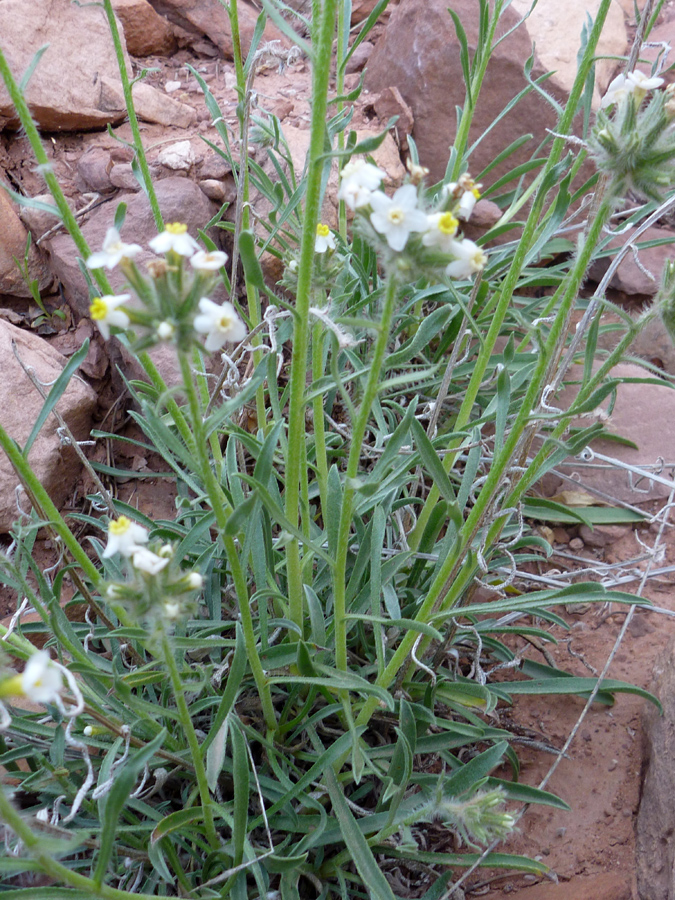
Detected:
left=0, top=0, right=669, bottom=898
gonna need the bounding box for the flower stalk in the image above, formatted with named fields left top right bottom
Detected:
left=285, top=0, right=337, bottom=639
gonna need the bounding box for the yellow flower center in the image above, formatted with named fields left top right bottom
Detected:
left=471, top=187, right=481, bottom=199
left=316, top=223, right=330, bottom=238
left=109, top=516, right=132, bottom=535
left=388, top=209, right=405, bottom=225
left=89, top=298, right=108, bottom=320
left=166, top=222, right=188, bottom=235
left=438, top=213, right=458, bottom=235
left=217, top=314, right=234, bottom=331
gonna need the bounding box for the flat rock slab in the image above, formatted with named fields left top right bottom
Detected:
left=0, top=0, right=131, bottom=131
left=557, top=363, right=675, bottom=504
left=0, top=320, right=97, bottom=532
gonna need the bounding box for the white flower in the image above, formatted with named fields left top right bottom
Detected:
left=131, top=547, right=170, bottom=575
left=190, top=250, right=229, bottom=271
left=157, top=321, right=175, bottom=340
left=89, top=294, right=131, bottom=340
left=315, top=223, right=336, bottom=254
left=369, top=184, right=429, bottom=251
left=149, top=222, right=201, bottom=256
left=21, top=652, right=64, bottom=703
left=193, top=298, right=247, bottom=351
left=601, top=69, right=664, bottom=108
left=102, top=515, right=149, bottom=558
left=442, top=176, right=481, bottom=221
left=164, top=601, right=181, bottom=620
left=337, top=159, right=386, bottom=210
left=422, top=211, right=459, bottom=253
left=86, top=227, right=142, bottom=270
left=186, top=572, right=203, bottom=590
left=445, top=239, right=488, bottom=279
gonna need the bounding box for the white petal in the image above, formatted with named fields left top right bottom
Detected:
left=22, top=652, right=63, bottom=704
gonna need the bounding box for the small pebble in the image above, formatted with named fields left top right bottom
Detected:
left=165, top=80, right=182, bottom=93
left=569, top=537, right=584, bottom=551
left=608, top=759, right=618, bottom=771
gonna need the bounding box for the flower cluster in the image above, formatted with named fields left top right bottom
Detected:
left=418, top=786, right=516, bottom=849
left=86, top=224, right=246, bottom=352
left=101, top=516, right=203, bottom=625
left=332, top=157, right=488, bottom=279
left=589, top=69, right=675, bottom=201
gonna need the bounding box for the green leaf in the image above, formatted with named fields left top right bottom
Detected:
left=523, top=498, right=645, bottom=525
left=23, top=340, right=90, bottom=456
left=19, top=44, right=49, bottom=91
left=238, top=229, right=266, bottom=290
left=230, top=717, right=249, bottom=866
left=443, top=741, right=508, bottom=797
left=410, top=419, right=456, bottom=503
left=305, top=584, right=327, bottom=646
left=268, top=666, right=394, bottom=710
left=486, top=778, right=570, bottom=810
left=324, top=767, right=398, bottom=900
left=326, top=465, right=343, bottom=557
left=345, top=117, right=399, bottom=156
left=224, top=490, right=260, bottom=536
left=345, top=614, right=443, bottom=642
left=383, top=847, right=547, bottom=874
left=339, top=0, right=392, bottom=74
left=203, top=621, right=247, bottom=754
left=506, top=677, right=661, bottom=710
left=386, top=305, right=455, bottom=367
left=433, top=680, right=495, bottom=711
left=151, top=807, right=207, bottom=845
left=265, top=851, right=310, bottom=873
left=296, top=640, right=318, bottom=676
left=206, top=718, right=229, bottom=794
left=114, top=201, right=127, bottom=232
left=94, top=729, right=167, bottom=883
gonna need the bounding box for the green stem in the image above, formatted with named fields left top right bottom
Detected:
left=102, top=0, right=163, bottom=232
left=334, top=274, right=398, bottom=672
left=336, top=1, right=348, bottom=241
left=161, top=633, right=219, bottom=848
left=312, top=320, right=329, bottom=511
left=449, top=0, right=503, bottom=180
left=284, top=0, right=337, bottom=639
left=226, top=0, right=266, bottom=426
left=177, top=352, right=277, bottom=731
